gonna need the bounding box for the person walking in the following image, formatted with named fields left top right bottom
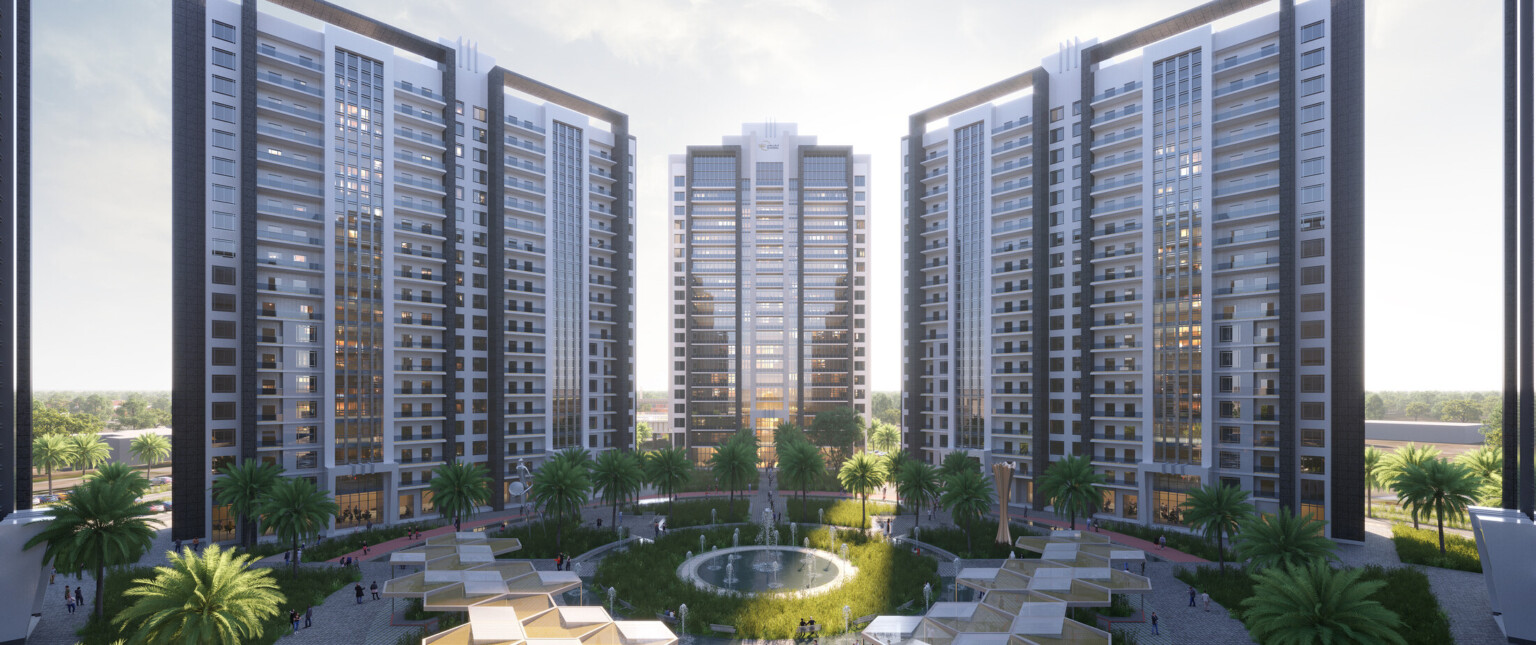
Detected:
left=65, top=593, right=75, bottom=614
left=1187, top=585, right=1197, bottom=607
left=75, top=586, right=83, bottom=608
left=1150, top=611, right=1159, bottom=635
left=370, top=581, right=380, bottom=600
left=1202, top=592, right=1211, bottom=612
left=362, top=540, right=369, bottom=556
left=1157, top=535, right=1166, bottom=550
left=289, top=609, right=300, bottom=633
left=304, top=606, right=313, bottom=628
left=354, top=583, right=364, bottom=604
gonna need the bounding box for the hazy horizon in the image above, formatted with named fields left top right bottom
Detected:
left=28, top=0, right=1504, bottom=393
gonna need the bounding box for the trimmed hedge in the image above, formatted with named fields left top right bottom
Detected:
left=784, top=498, right=897, bottom=529
left=1177, top=564, right=1453, bottom=645
left=1390, top=523, right=1482, bottom=572
left=490, top=519, right=619, bottom=559
left=595, top=525, right=939, bottom=639
left=78, top=564, right=361, bottom=645
left=906, top=521, right=1041, bottom=559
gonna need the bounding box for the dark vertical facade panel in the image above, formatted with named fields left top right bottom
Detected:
left=1519, top=0, right=1536, bottom=519
left=237, top=0, right=258, bottom=475
left=1328, top=0, right=1366, bottom=542
left=171, top=0, right=209, bottom=541
left=1077, top=52, right=1097, bottom=464
left=1277, top=0, right=1298, bottom=515
left=1031, top=69, right=1052, bottom=504
left=610, top=123, right=634, bottom=452
left=1504, top=0, right=1520, bottom=511
left=486, top=69, right=506, bottom=509
left=0, top=0, right=16, bottom=519
left=902, top=121, right=926, bottom=459
left=14, top=0, right=30, bottom=512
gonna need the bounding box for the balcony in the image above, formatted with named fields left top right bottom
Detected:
left=1213, top=125, right=1280, bottom=148
left=1090, top=82, right=1142, bottom=105
left=1212, top=45, right=1279, bottom=73
left=1091, top=151, right=1143, bottom=172
left=1091, top=104, right=1142, bottom=127
left=258, top=45, right=322, bottom=72
left=1212, top=71, right=1278, bottom=99
left=395, top=104, right=446, bottom=126
left=394, top=81, right=446, bottom=104
left=991, top=116, right=1032, bottom=134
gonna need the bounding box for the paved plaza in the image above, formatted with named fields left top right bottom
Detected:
left=20, top=469, right=1503, bottom=645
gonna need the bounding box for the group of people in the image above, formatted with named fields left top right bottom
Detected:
left=354, top=581, right=381, bottom=604
left=62, top=585, right=82, bottom=614
left=288, top=606, right=314, bottom=632
left=553, top=553, right=575, bottom=571
left=172, top=537, right=200, bottom=552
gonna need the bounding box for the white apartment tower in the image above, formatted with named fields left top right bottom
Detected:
left=902, top=0, right=1364, bottom=540
left=670, top=124, right=872, bottom=462
left=172, top=0, right=635, bottom=541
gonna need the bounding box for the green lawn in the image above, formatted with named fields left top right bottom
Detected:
left=595, top=525, right=938, bottom=639
left=1177, top=564, right=1452, bottom=645
left=1390, top=524, right=1482, bottom=572
left=784, top=497, right=897, bottom=529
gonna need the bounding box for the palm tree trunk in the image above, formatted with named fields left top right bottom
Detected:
left=1217, top=532, right=1226, bottom=573
left=1437, top=507, right=1446, bottom=555
left=292, top=540, right=300, bottom=575
left=965, top=512, right=972, bottom=553
left=612, top=499, right=618, bottom=528
left=93, top=564, right=105, bottom=618
left=45, top=468, right=52, bottom=496
left=862, top=493, right=868, bottom=536
left=1367, top=483, right=1373, bottom=517
left=802, top=486, right=808, bottom=523
left=557, top=514, right=564, bottom=550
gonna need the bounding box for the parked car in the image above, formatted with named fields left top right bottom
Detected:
left=32, top=493, right=59, bottom=505
left=151, top=476, right=172, bottom=485
left=150, top=502, right=169, bottom=512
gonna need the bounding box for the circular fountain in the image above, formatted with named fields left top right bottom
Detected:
left=678, top=546, right=852, bottom=597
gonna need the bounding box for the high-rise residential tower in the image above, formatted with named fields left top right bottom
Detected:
left=669, top=124, right=871, bottom=462
left=0, top=0, right=31, bottom=518
left=173, top=0, right=635, bottom=541
left=902, top=0, right=1364, bottom=541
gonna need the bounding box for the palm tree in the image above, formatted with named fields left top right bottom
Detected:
left=870, top=423, right=901, bottom=453
left=1179, top=483, right=1254, bottom=573
left=1234, top=509, right=1336, bottom=571
left=552, top=447, right=594, bottom=473
left=1386, top=443, right=1442, bottom=529
left=530, top=458, right=592, bottom=550
left=32, top=433, right=76, bottom=497
left=1364, top=446, right=1388, bottom=518
left=643, top=447, right=693, bottom=516
left=592, top=450, right=644, bottom=527
left=1456, top=444, right=1502, bottom=480
left=884, top=450, right=910, bottom=513
left=710, top=439, right=758, bottom=518
left=128, top=433, right=173, bottom=480
left=896, top=461, right=940, bottom=528
left=778, top=440, right=825, bottom=522
left=939, top=467, right=995, bottom=552
left=259, top=477, right=338, bottom=574
left=69, top=432, right=112, bottom=478
left=25, top=477, right=157, bottom=617
left=1394, top=458, right=1480, bottom=554
left=429, top=461, right=492, bottom=530
left=212, top=459, right=283, bottom=548
left=113, top=544, right=285, bottom=643
left=1241, top=561, right=1406, bottom=645
left=1036, top=455, right=1104, bottom=529
left=938, top=452, right=975, bottom=482
left=89, top=462, right=151, bottom=498
left=838, top=452, right=887, bottom=534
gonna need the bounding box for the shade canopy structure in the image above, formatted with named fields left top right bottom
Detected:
left=422, top=592, right=678, bottom=645
left=381, top=532, right=582, bottom=612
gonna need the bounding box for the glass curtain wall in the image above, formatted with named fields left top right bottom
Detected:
left=954, top=123, right=986, bottom=450
left=550, top=122, right=584, bottom=450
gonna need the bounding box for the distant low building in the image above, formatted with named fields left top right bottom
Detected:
left=100, top=427, right=173, bottom=467
left=1365, top=420, right=1483, bottom=445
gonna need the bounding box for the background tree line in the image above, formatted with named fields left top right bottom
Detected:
left=31, top=390, right=172, bottom=435
left=1364, top=390, right=1503, bottom=443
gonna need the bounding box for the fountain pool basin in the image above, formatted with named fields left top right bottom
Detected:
left=677, top=546, right=855, bottom=598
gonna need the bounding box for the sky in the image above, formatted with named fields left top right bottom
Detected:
left=30, top=0, right=1504, bottom=394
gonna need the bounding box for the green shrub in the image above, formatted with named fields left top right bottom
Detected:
left=1177, top=564, right=1453, bottom=645
left=785, top=498, right=897, bottom=529
left=303, top=520, right=443, bottom=562
left=776, top=468, right=843, bottom=493
left=1390, top=524, right=1482, bottom=572
left=1372, top=503, right=1472, bottom=531
left=77, top=563, right=361, bottom=644
left=594, top=525, right=939, bottom=639
left=635, top=498, right=753, bottom=528
left=905, top=521, right=1040, bottom=559
left=490, top=519, right=618, bottom=559
left=1098, top=520, right=1226, bottom=562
